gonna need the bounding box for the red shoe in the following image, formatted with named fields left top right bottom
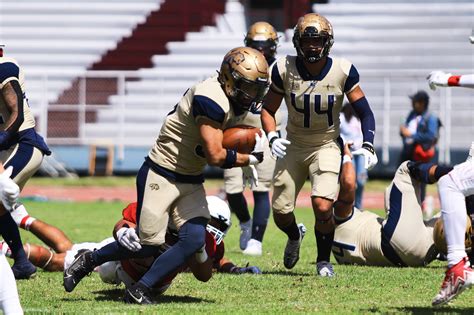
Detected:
left=432, top=257, right=474, bottom=306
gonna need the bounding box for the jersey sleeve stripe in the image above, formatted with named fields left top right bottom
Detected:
left=0, top=62, right=20, bottom=87
left=343, top=65, right=360, bottom=93
left=192, top=95, right=226, bottom=124
left=270, top=64, right=284, bottom=93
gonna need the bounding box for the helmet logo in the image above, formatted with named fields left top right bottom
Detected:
left=227, top=52, right=245, bottom=66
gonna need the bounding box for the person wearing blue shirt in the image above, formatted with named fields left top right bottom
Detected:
left=400, top=90, right=441, bottom=207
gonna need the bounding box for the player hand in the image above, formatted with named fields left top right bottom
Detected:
left=427, top=71, right=451, bottom=90
left=231, top=265, right=262, bottom=274
left=0, top=166, right=19, bottom=211
left=352, top=142, right=378, bottom=170
left=249, top=130, right=266, bottom=165
left=116, top=227, right=142, bottom=252
left=242, top=165, right=259, bottom=188
left=268, top=131, right=290, bottom=159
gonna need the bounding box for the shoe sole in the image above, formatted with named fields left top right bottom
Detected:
left=432, top=283, right=473, bottom=306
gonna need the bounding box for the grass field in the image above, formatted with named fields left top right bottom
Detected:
left=11, top=197, right=474, bottom=314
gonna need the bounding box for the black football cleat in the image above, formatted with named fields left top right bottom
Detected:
left=12, top=260, right=37, bottom=280
left=63, top=249, right=95, bottom=292
left=124, top=283, right=154, bottom=305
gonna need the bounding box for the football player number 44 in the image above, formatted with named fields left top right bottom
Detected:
left=290, top=92, right=334, bottom=128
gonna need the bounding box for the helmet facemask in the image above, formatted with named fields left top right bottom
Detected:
left=206, top=217, right=231, bottom=245
left=245, top=38, right=277, bottom=61
left=294, top=26, right=333, bottom=63
left=230, top=72, right=269, bottom=114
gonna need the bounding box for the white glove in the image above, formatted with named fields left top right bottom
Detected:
left=249, top=130, right=266, bottom=165
left=352, top=142, right=378, bottom=170
left=0, top=167, right=19, bottom=211
left=268, top=131, right=291, bottom=159
left=427, top=71, right=451, bottom=90
left=242, top=165, right=259, bottom=189
left=116, top=227, right=142, bottom=252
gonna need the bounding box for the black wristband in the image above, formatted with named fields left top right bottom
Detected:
left=269, top=136, right=278, bottom=148
left=362, top=142, right=375, bottom=155
left=251, top=151, right=264, bottom=163
left=221, top=149, right=237, bottom=169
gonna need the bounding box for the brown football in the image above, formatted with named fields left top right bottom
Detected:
left=222, top=125, right=261, bottom=154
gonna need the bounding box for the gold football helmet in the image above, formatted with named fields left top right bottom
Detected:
left=218, top=47, right=269, bottom=114
left=433, top=215, right=473, bottom=255
left=292, top=13, right=334, bottom=63
left=244, top=22, right=279, bottom=62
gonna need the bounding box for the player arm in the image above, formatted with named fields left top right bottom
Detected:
left=198, top=118, right=255, bottom=168
left=428, top=71, right=474, bottom=89
left=334, top=144, right=356, bottom=220
left=262, top=63, right=285, bottom=135
left=1, top=79, right=24, bottom=134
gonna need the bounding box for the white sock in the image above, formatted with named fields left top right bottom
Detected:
left=10, top=204, right=36, bottom=230
left=438, top=175, right=468, bottom=267
left=0, top=254, right=23, bottom=314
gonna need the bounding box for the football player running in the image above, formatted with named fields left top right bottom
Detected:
left=224, top=22, right=282, bottom=256
left=332, top=143, right=456, bottom=267
left=63, top=47, right=269, bottom=304
left=0, top=47, right=52, bottom=279
left=261, top=13, right=377, bottom=276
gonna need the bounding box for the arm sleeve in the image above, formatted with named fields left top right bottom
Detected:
left=344, top=65, right=360, bottom=93
left=449, top=74, right=474, bottom=88
left=350, top=96, right=376, bottom=144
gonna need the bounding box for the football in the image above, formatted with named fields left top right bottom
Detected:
left=222, top=125, right=261, bottom=154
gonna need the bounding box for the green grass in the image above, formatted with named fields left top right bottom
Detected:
left=12, top=200, right=474, bottom=314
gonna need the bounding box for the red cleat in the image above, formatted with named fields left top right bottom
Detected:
left=432, top=257, right=474, bottom=306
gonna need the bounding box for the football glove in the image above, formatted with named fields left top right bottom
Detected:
left=0, top=167, right=19, bottom=211
left=268, top=131, right=290, bottom=159
left=427, top=71, right=451, bottom=90
left=116, top=227, right=142, bottom=252
left=249, top=130, right=266, bottom=165
left=230, top=265, right=262, bottom=275
left=242, top=165, right=259, bottom=189
left=352, top=142, right=378, bottom=170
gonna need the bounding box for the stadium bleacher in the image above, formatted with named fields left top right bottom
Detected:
left=1, top=0, right=472, bottom=172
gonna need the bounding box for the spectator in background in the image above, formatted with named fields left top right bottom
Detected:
left=400, top=90, right=441, bottom=216
left=339, top=103, right=367, bottom=209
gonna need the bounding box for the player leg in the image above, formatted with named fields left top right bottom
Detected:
left=7, top=146, right=63, bottom=254
left=243, top=153, right=274, bottom=256
left=0, top=145, right=43, bottom=279
left=433, top=161, right=474, bottom=306
left=309, top=140, right=341, bottom=277
left=382, top=162, right=438, bottom=267
left=272, top=148, right=308, bottom=269
left=224, top=167, right=251, bottom=250
left=63, top=163, right=173, bottom=293
left=125, top=183, right=209, bottom=304
left=0, top=253, right=23, bottom=314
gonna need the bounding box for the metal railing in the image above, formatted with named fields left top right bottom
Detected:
left=25, top=69, right=473, bottom=165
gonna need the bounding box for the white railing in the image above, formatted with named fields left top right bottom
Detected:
left=26, top=69, right=473, bottom=165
